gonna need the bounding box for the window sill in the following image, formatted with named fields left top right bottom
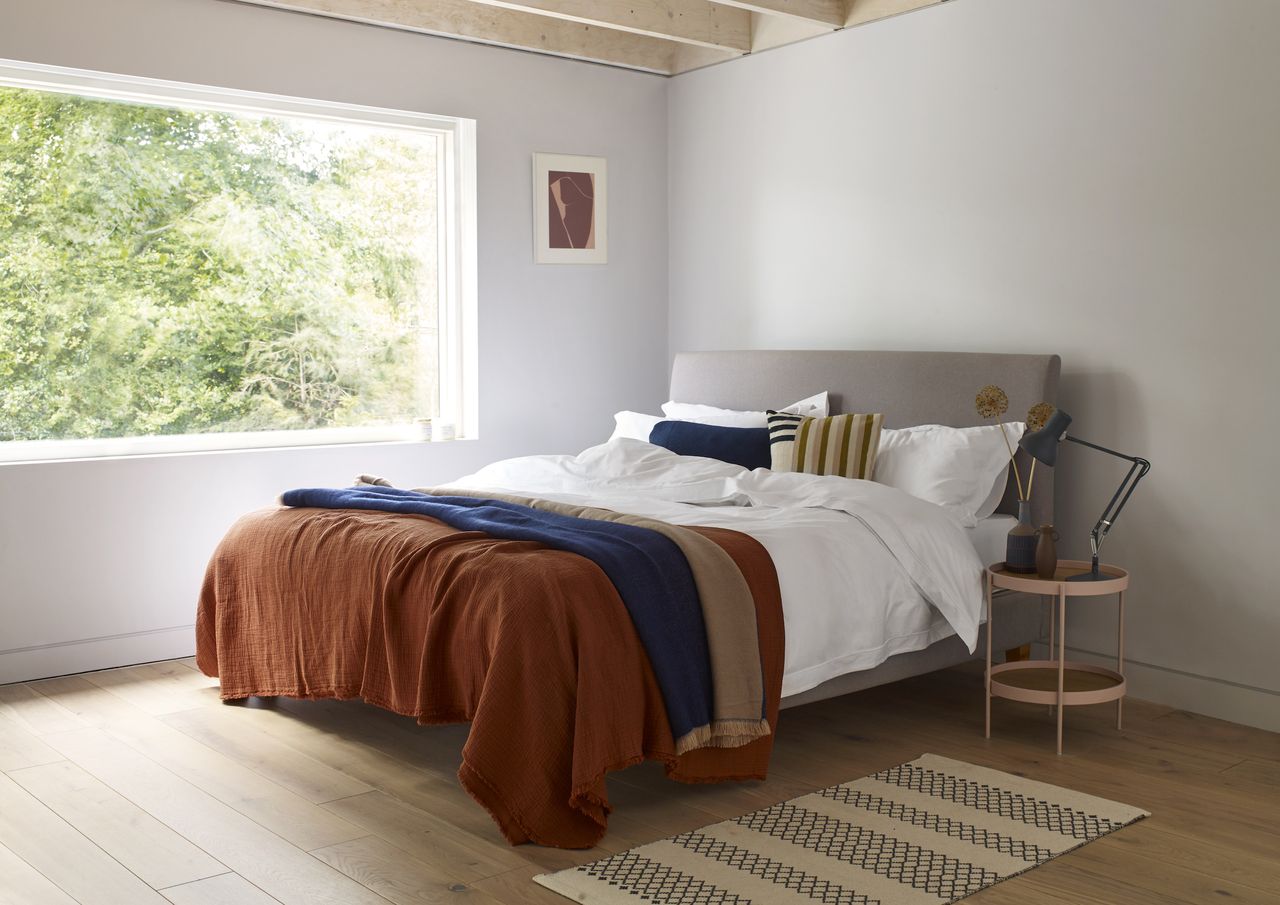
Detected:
left=0, top=427, right=473, bottom=466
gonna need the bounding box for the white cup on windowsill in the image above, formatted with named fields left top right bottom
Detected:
left=414, top=419, right=455, bottom=442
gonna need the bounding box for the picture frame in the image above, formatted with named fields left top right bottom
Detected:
left=533, top=152, right=607, bottom=264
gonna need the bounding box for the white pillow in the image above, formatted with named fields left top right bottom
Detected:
left=660, top=391, right=829, bottom=427
left=975, top=463, right=1011, bottom=520
left=609, top=411, right=664, bottom=442
left=608, top=409, right=763, bottom=442
left=873, top=423, right=1024, bottom=527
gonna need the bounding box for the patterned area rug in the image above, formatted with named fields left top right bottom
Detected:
left=535, top=753, right=1148, bottom=904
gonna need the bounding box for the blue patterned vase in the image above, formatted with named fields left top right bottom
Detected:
left=1005, top=500, right=1038, bottom=573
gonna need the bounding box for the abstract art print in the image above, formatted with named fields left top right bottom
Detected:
left=533, top=153, right=607, bottom=263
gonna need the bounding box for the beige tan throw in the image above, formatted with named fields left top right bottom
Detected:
left=536, top=753, right=1148, bottom=904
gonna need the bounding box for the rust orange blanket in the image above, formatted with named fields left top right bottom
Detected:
left=196, top=506, right=784, bottom=848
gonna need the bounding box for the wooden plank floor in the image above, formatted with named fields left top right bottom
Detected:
left=1, top=658, right=1277, bottom=905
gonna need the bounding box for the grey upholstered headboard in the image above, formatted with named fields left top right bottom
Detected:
left=669, top=350, right=1061, bottom=526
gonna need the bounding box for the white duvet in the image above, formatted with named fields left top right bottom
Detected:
left=443, top=440, right=985, bottom=698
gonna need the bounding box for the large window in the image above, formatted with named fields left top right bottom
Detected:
left=0, top=60, right=475, bottom=462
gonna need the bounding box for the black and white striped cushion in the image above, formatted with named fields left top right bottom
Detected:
left=767, top=410, right=884, bottom=479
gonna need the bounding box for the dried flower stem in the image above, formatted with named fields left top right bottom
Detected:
left=997, top=421, right=1026, bottom=501
left=1026, top=459, right=1038, bottom=501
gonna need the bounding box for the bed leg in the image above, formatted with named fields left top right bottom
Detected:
left=1004, top=644, right=1031, bottom=662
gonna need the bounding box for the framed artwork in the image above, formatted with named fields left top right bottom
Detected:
left=533, top=153, right=607, bottom=264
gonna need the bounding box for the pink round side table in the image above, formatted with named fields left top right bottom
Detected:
left=985, top=560, right=1129, bottom=755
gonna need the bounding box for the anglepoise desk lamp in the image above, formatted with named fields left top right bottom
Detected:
left=1018, top=410, right=1150, bottom=582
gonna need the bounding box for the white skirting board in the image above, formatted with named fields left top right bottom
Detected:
left=0, top=625, right=196, bottom=685
left=1032, top=642, right=1280, bottom=734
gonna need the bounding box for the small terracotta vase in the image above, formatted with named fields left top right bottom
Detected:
left=1005, top=501, right=1037, bottom=573
left=1035, top=525, right=1060, bottom=579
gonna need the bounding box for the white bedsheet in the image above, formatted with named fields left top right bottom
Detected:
left=443, top=440, right=985, bottom=698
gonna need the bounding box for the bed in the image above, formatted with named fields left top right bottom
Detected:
left=197, top=349, right=1060, bottom=849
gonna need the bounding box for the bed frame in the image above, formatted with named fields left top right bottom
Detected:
left=667, top=349, right=1062, bottom=709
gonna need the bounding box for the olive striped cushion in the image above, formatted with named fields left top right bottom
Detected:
left=767, top=410, right=884, bottom=479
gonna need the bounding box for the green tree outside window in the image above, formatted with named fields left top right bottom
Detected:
left=0, top=86, right=439, bottom=443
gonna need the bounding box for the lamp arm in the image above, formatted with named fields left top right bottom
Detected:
left=1090, top=461, right=1148, bottom=553
left=1063, top=435, right=1144, bottom=464
left=1063, top=435, right=1150, bottom=569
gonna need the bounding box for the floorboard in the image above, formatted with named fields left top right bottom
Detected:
left=163, top=706, right=374, bottom=804
left=309, top=834, right=506, bottom=904
left=7, top=760, right=227, bottom=889
left=0, top=772, right=170, bottom=905
left=38, top=728, right=389, bottom=905
left=0, top=840, right=80, bottom=905
left=0, top=659, right=1274, bottom=904
left=158, top=873, right=281, bottom=905
left=0, top=712, right=64, bottom=772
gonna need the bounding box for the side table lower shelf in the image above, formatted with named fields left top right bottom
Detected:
left=988, top=660, right=1126, bottom=707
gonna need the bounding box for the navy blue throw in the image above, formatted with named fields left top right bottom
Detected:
left=279, top=484, right=714, bottom=744
left=648, top=420, right=771, bottom=470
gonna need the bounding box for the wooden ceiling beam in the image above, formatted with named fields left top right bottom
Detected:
left=844, top=0, right=944, bottom=28
left=671, top=42, right=744, bottom=73
left=235, top=0, right=738, bottom=74
left=467, top=0, right=751, bottom=53
left=712, top=0, right=842, bottom=29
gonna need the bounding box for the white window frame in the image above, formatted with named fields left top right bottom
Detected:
left=0, top=58, right=477, bottom=464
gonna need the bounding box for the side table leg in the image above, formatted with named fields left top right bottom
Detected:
left=1117, top=589, right=1125, bottom=731
left=1046, top=594, right=1055, bottom=716
left=1057, top=584, right=1066, bottom=756
left=1046, top=593, right=1054, bottom=659
left=985, top=572, right=994, bottom=739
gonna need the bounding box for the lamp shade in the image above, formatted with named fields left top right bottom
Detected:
left=1018, top=409, right=1073, bottom=466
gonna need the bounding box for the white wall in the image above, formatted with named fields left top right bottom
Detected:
left=0, top=0, right=670, bottom=681
left=668, top=0, right=1280, bottom=729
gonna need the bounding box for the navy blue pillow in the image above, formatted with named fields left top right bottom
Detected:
left=647, top=421, right=771, bottom=470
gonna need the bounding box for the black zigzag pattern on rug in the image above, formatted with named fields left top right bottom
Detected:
left=576, top=851, right=748, bottom=905
left=733, top=802, right=996, bottom=900
left=871, top=763, right=1121, bottom=841
left=673, top=831, right=877, bottom=905
left=819, top=786, right=1054, bottom=863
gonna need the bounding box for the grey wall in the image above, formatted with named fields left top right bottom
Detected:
left=668, top=0, right=1280, bottom=728
left=0, top=0, right=670, bottom=680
